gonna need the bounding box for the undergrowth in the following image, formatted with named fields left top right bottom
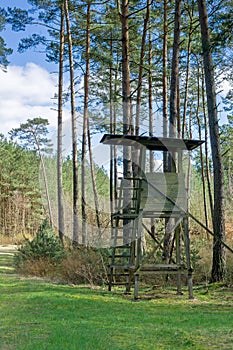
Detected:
left=14, top=220, right=109, bottom=286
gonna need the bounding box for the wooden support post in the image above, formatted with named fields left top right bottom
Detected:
left=139, top=145, right=146, bottom=175
left=175, top=226, right=183, bottom=295
left=125, top=241, right=135, bottom=294
left=108, top=266, right=113, bottom=291
left=134, top=273, right=139, bottom=300
left=183, top=216, right=194, bottom=299
left=134, top=236, right=142, bottom=299
left=125, top=272, right=131, bottom=294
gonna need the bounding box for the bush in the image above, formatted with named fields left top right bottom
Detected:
left=59, top=246, right=109, bottom=286
left=14, top=221, right=109, bottom=285
left=15, top=220, right=66, bottom=270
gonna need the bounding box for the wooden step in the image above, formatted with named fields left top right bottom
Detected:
left=121, top=186, right=140, bottom=189
left=111, top=246, right=132, bottom=249
left=109, top=264, right=133, bottom=269
left=109, top=264, right=136, bottom=269
left=135, top=264, right=186, bottom=275
left=109, top=282, right=131, bottom=286
left=108, top=273, right=131, bottom=277
left=112, top=213, right=139, bottom=219
left=112, top=226, right=134, bottom=230
left=111, top=254, right=132, bottom=258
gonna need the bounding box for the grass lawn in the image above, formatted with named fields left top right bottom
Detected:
left=0, top=249, right=233, bottom=350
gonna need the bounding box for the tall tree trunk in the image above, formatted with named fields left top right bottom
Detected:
left=119, top=0, right=131, bottom=176
left=64, top=0, right=79, bottom=245
left=163, top=0, right=181, bottom=262
left=113, top=56, right=119, bottom=202
left=84, top=3, right=101, bottom=236
left=109, top=30, right=118, bottom=214
left=57, top=4, right=65, bottom=244
left=34, top=132, right=53, bottom=226
left=227, top=155, right=233, bottom=204
left=81, top=2, right=91, bottom=245
left=109, top=30, right=114, bottom=216
left=87, top=118, right=101, bottom=235
left=135, top=0, right=151, bottom=136
left=169, top=0, right=181, bottom=140
left=148, top=28, right=156, bottom=236
left=148, top=29, right=154, bottom=167
left=120, top=0, right=131, bottom=136
left=163, top=0, right=168, bottom=172
left=196, top=62, right=209, bottom=232
left=119, top=0, right=132, bottom=257
left=201, top=66, right=214, bottom=222
left=182, top=3, right=193, bottom=138
left=198, top=0, right=226, bottom=282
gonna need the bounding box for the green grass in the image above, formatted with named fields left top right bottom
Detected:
left=0, top=251, right=233, bottom=350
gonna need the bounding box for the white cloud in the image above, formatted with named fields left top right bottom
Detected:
left=0, top=63, right=59, bottom=135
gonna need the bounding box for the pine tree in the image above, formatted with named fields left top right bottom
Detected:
left=198, top=0, right=226, bottom=282
left=9, top=118, right=53, bottom=226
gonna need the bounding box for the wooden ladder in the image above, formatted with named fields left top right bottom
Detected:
left=108, top=177, right=142, bottom=293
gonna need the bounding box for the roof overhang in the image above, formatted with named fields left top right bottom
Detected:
left=100, top=134, right=204, bottom=151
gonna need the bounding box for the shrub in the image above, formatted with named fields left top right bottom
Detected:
left=59, top=246, right=109, bottom=286
left=14, top=220, right=66, bottom=270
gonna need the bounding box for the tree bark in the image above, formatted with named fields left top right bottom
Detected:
left=169, top=0, right=181, bottom=140
left=148, top=29, right=154, bottom=167
left=135, top=0, right=151, bottom=136
left=64, top=0, right=79, bottom=245
left=182, top=4, right=193, bottom=138
left=119, top=0, right=131, bottom=176
left=164, top=0, right=181, bottom=262
left=34, top=131, right=53, bottom=226
left=196, top=63, right=209, bottom=232
left=81, top=2, right=91, bottom=245
left=201, top=66, right=214, bottom=222
left=57, top=4, right=65, bottom=244
left=119, top=0, right=132, bottom=256
left=198, top=0, right=226, bottom=282
left=163, top=0, right=168, bottom=171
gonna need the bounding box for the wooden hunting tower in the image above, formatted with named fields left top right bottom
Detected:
left=100, top=134, right=204, bottom=299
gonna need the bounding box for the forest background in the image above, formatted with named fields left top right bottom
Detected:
left=0, top=0, right=232, bottom=286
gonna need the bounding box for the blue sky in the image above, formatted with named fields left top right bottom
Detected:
left=0, top=1, right=101, bottom=158
left=1, top=0, right=56, bottom=69
left=0, top=0, right=62, bottom=137
left=0, top=1, right=231, bottom=139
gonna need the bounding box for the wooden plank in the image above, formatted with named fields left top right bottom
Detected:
left=139, top=172, right=188, bottom=214
left=142, top=212, right=182, bottom=218
left=138, top=263, right=185, bottom=270
left=135, top=263, right=187, bottom=275
left=135, top=270, right=186, bottom=275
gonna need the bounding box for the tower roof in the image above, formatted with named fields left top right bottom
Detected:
left=100, top=134, right=204, bottom=151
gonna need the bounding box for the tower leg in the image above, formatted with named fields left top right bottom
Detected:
left=133, top=236, right=142, bottom=299
left=134, top=274, right=139, bottom=300
left=108, top=266, right=113, bottom=291
left=175, top=226, right=183, bottom=295
left=183, top=216, right=194, bottom=299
